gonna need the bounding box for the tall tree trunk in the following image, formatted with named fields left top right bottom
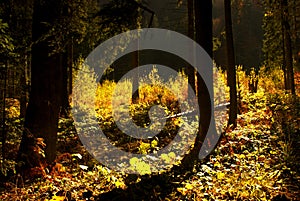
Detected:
left=18, top=0, right=63, bottom=171
left=68, top=37, right=73, bottom=100
left=60, top=5, right=74, bottom=117
left=132, top=49, right=140, bottom=102
left=61, top=46, right=70, bottom=117
left=180, top=0, right=212, bottom=171
left=281, top=3, right=288, bottom=91
left=282, top=0, right=296, bottom=94
left=194, top=0, right=212, bottom=58
left=20, top=55, right=28, bottom=119
left=132, top=1, right=141, bottom=102
left=1, top=61, right=8, bottom=161
left=187, top=0, right=196, bottom=97
left=225, top=0, right=237, bottom=127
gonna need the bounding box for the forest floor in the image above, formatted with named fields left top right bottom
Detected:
left=0, top=71, right=300, bottom=200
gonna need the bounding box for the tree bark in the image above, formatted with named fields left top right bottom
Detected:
left=281, top=3, right=288, bottom=91
left=132, top=2, right=141, bottom=103
left=18, top=0, right=63, bottom=170
left=61, top=46, right=70, bottom=117
left=282, top=0, right=296, bottom=94
left=68, top=37, right=73, bottom=101
left=180, top=0, right=212, bottom=171
left=187, top=0, right=196, bottom=98
left=20, top=55, right=28, bottom=119
left=132, top=49, right=140, bottom=102
left=225, top=0, right=237, bottom=127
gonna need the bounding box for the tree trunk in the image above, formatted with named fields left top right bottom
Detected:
left=132, top=2, right=141, bottom=102
left=20, top=56, right=28, bottom=119
left=225, top=0, right=237, bottom=127
left=18, top=0, right=63, bottom=171
left=281, top=4, right=288, bottom=91
left=68, top=38, right=73, bottom=100
left=180, top=0, right=212, bottom=171
left=61, top=46, right=70, bottom=117
left=282, top=0, right=296, bottom=94
left=187, top=0, right=196, bottom=98
left=132, top=50, right=140, bottom=102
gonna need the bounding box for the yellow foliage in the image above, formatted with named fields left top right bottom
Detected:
left=258, top=66, right=285, bottom=94
left=5, top=98, right=20, bottom=118
left=150, top=140, right=158, bottom=148
left=129, top=157, right=151, bottom=175
left=185, top=183, right=193, bottom=190
left=168, top=152, right=176, bottom=159
left=217, top=172, right=225, bottom=179
left=47, top=195, right=65, bottom=201
left=177, top=187, right=188, bottom=196
left=213, top=66, right=229, bottom=104
left=138, top=142, right=151, bottom=154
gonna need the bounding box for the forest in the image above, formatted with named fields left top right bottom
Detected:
left=0, top=0, right=300, bottom=200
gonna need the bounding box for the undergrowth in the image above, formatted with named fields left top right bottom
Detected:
left=0, top=66, right=299, bottom=200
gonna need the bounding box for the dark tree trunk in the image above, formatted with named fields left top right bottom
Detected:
left=20, top=53, right=32, bottom=120
left=61, top=46, right=70, bottom=117
left=20, top=55, right=28, bottom=119
left=180, top=0, right=212, bottom=170
left=68, top=38, right=73, bottom=99
left=187, top=0, right=196, bottom=97
left=132, top=49, right=140, bottom=102
left=194, top=0, right=212, bottom=58
left=132, top=3, right=141, bottom=103
left=281, top=5, right=288, bottom=91
left=18, top=0, right=63, bottom=170
left=225, top=0, right=237, bottom=127
left=282, top=0, right=296, bottom=94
